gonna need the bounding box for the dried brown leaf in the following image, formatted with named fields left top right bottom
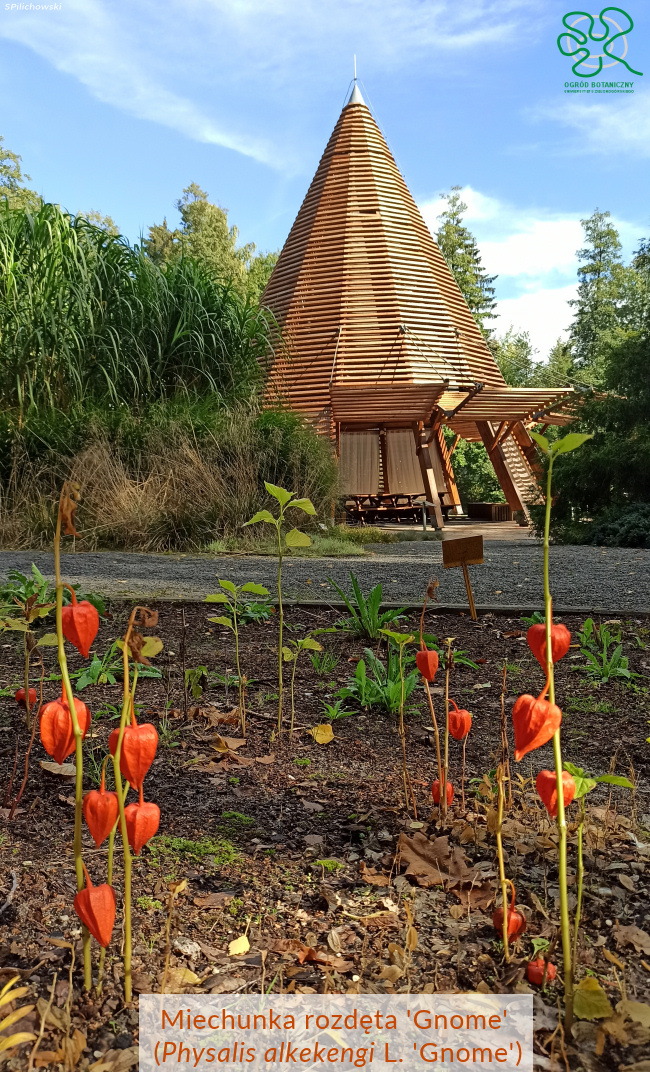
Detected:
left=615, top=925, right=650, bottom=955
left=358, top=862, right=390, bottom=887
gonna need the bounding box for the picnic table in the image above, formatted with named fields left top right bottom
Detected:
left=344, top=492, right=448, bottom=526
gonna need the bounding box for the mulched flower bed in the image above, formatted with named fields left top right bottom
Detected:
left=1, top=601, right=649, bottom=1071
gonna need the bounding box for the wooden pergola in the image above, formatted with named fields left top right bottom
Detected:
left=261, top=82, right=574, bottom=527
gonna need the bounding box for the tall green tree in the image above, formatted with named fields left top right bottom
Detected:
left=568, top=209, right=626, bottom=385
left=144, top=184, right=278, bottom=299
left=491, top=327, right=536, bottom=386
left=0, top=135, right=40, bottom=212
left=435, top=186, right=496, bottom=330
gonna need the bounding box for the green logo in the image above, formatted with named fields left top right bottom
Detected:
left=558, top=7, right=643, bottom=77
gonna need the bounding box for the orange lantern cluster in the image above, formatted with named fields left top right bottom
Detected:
left=108, top=711, right=160, bottom=855
left=511, top=623, right=576, bottom=811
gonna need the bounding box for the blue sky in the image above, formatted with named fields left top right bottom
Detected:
left=1, top=0, right=649, bottom=358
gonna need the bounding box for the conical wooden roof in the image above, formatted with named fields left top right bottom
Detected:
left=262, top=89, right=507, bottom=424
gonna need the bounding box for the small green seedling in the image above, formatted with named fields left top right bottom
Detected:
left=244, top=483, right=316, bottom=732
left=206, top=579, right=270, bottom=734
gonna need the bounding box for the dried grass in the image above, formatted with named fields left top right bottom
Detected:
left=0, top=408, right=338, bottom=552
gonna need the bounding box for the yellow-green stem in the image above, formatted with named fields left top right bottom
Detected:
left=276, top=525, right=284, bottom=733
left=544, top=457, right=573, bottom=1028
left=54, top=507, right=92, bottom=991
left=289, top=654, right=297, bottom=740
left=233, top=601, right=245, bottom=736
left=111, top=617, right=138, bottom=1003
left=398, top=644, right=409, bottom=812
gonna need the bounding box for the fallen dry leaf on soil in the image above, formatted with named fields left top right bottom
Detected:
left=39, top=761, right=76, bottom=779
left=308, top=724, right=334, bottom=744
left=228, top=935, right=250, bottom=956
left=159, top=967, right=202, bottom=993
left=193, top=892, right=234, bottom=910
left=615, top=925, right=650, bottom=955
left=89, top=1046, right=139, bottom=1071
left=397, top=832, right=475, bottom=888
left=358, top=862, right=390, bottom=887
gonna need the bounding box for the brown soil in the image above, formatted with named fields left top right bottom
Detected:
left=1, top=601, right=649, bottom=1070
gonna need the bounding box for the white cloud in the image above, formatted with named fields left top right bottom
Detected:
left=492, top=285, right=576, bottom=358
left=531, top=88, right=650, bottom=158
left=419, top=185, right=644, bottom=357
left=0, top=0, right=541, bottom=166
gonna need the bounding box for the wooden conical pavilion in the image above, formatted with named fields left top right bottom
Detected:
left=262, top=83, right=574, bottom=526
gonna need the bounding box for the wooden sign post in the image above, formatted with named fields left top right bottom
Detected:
left=442, top=535, right=484, bottom=621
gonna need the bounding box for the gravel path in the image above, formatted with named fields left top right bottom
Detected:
left=1, top=543, right=649, bottom=612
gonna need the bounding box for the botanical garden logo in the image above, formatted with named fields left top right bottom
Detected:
left=558, top=7, right=643, bottom=92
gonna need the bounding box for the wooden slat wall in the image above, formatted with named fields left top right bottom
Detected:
left=262, top=98, right=505, bottom=419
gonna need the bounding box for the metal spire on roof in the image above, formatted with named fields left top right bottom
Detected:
left=347, top=55, right=365, bottom=104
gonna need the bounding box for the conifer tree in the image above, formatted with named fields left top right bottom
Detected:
left=435, top=187, right=496, bottom=331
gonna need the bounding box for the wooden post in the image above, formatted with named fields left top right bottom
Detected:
left=461, top=563, right=477, bottom=621
left=432, top=425, right=462, bottom=513
left=412, top=424, right=444, bottom=528
left=477, top=421, right=526, bottom=515
left=442, top=535, right=483, bottom=621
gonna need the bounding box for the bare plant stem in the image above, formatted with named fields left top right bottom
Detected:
left=233, top=600, right=245, bottom=736
left=442, top=639, right=453, bottom=819
left=181, top=608, right=188, bottom=720
left=8, top=657, right=43, bottom=820
left=461, top=737, right=467, bottom=811
left=496, top=766, right=510, bottom=961
left=424, top=681, right=443, bottom=787
left=499, top=662, right=512, bottom=808
left=96, top=755, right=118, bottom=995
left=543, top=457, right=573, bottom=1029
left=23, top=639, right=31, bottom=731
left=572, top=797, right=585, bottom=970
left=54, top=493, right=91, bottom=990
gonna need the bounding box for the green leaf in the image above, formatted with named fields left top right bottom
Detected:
left=219, top=579, right=237, bottom=595
left=282, top=646, right=295, bottom=661
left=595, top=774, right=634, bottom=789
left=529, top=431, right=550, bottom=454
left=36, top=633, right=59, bottom=648
left=285, top=528, right=311, bottom=548
left=240, top=583, right=269, bottom=596
left=573, top=977, right=614, bottom=1021
left=290, top=498, right=317, bottom=515
left=300, top=638, right=322, bottom=651
left=264, top=482, right=293, bottom=507
left=140, top=636, right=163, bottom=659
left=380, top=629, right=414, bottom=646
left=205, top=593, right=231, bottom=604
left=0, top=618, right=29, bottom=632
left=551, top=432, right=594, bottom=456
left=207, top=616, right=234, bottom=630
left=243, top=510, right=276, bottom=525
left=564, top=761, right=596, bottom=799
